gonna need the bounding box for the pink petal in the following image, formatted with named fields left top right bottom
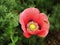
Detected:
left=23, top=32, right=31, bottom=38
left=37, top=29, right=49, bottom=37
left=35, top=13, right=50, bottom=37
left=19, top=13, right=26, bottom=32
left=20, top=8, right=40, bottom=25
left=39, top=13, right=48, bottom=21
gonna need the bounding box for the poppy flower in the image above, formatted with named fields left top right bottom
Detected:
left=19, top=8, right=50, bottom=38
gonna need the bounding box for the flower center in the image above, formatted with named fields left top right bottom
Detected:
left=29, top=24, right=36, bottom=30
left=27, top=21, right=39, bottom=31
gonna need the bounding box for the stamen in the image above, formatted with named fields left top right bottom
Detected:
left=29, top=24, right=36, bottom=30
left=27, top=21, right=39, bottom=31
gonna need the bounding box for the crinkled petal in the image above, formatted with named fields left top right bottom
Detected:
left=36, top=19, right=50, bottom=37
left=37, top=29, right=49, bottom=37
left=23, top=32, right=31, bottom=38
left=35, top=13, right=50, bottom=37
left=20, top=8, right=40, bottom=25
left=39, top=13, right=48, bottom=21
left=19, top=13, right=26, bottom=32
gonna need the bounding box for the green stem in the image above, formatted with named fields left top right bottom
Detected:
left=29, top=39, right=30, bottom=45
left=10, top=34, right=15, bottom=45
left=39, top=38, right=44, bottom=45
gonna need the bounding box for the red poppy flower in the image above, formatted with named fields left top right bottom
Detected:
left=19, top=8, right=50, bottom=38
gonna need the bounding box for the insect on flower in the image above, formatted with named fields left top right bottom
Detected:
left=19, top=8, right=50, bottom=38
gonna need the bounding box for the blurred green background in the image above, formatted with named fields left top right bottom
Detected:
left=0, top=0, right=60, bottom=45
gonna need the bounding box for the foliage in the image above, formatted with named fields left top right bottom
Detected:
left=0, top=0, right=60, bottom=45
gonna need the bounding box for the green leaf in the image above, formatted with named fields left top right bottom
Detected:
left=13, top=36, right=18, bottom=43
left=5, top=12, right=19, bottom=28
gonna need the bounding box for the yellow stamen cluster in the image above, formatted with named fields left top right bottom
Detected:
left=27, top=21, right=39, bottom=31
left=29, top=24, right=36, bottom=31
